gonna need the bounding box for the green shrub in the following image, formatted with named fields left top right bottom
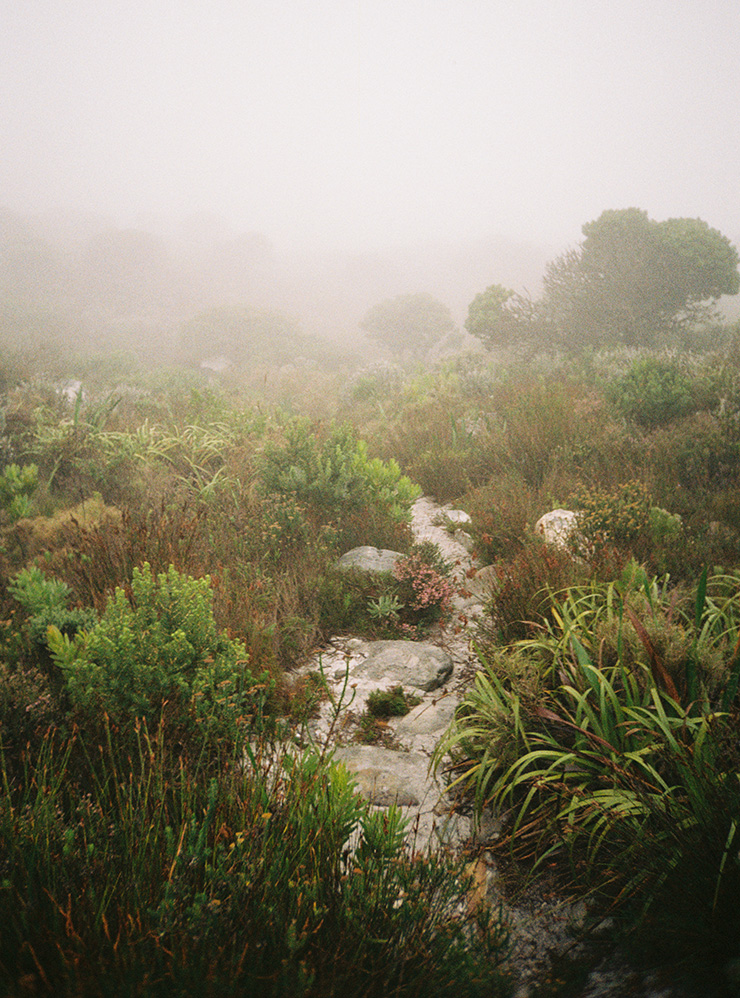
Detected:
left=366, top=685, right=421, bottom=719
left=608, top=356, right=695, bottom=428
left=260, top=418, right=420, bottom=531
left=569, top=481, right=686, bottom=574
left=318, top=566, right=397, bottom=638
left=8, top=565, right=97, bottom=648
left=46, top=562, right=271, bottom=750
left=647, top=505, right=683, bottom=546
left=0, top=462, right=38, bottom=522
left=376, top=401, right=505, bottom=502
left=649, top=411, right=740, bottom=501
left=358, top=684, right=422, bottom=744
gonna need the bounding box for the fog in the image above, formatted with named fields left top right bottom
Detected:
left=2, top=0, right=740, bottom=354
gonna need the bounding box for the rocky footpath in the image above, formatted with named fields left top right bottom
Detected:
left=293, top=497, right=685, bottom=998
left=295, top=497, right=481, bottom=853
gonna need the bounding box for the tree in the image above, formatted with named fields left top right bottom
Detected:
left=464, top=283, right=538, bottom=348
left=542, top=208, right=739, bottom=348
left=466, top=209, right=739, bottom=353
left=359, top=292, right=456, bottom=357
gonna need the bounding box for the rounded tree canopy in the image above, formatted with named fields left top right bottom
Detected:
left=464, top=284, right=538, bottom=348
left=359, top=292, right=456, bottom=356
left=467, top=208, right=739, bottom=352
left=551, top=208, right=740, bottom=346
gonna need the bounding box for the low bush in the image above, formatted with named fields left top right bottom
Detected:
left=475, top=533, right=608, bottom=645
left=569, top=479, right=652, bottom=550
left=464, top=472, right=535, bottom=563
left=46, top=562, right=272, bottom=755
left=319, top=544, right=457, bottom=640
left=491, top=374, right=585, bottom=489
left=608, top=355, right=696, bottom=428
left=391, top=546, right=457, bottom=631
left=259, top=418, right=420, bottom=548
left=366, top=685, right=421, bottom=719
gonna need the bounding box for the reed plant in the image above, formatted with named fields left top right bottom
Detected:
left=434, top=567, right=740, bottom=968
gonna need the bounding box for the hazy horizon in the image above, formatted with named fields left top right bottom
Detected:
left=3, top=0, right=739, bottom=257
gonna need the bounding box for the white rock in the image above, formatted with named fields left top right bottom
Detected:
left=534, top=509, right=582, bottom=550
left=335, top=546, right=401, bottom=574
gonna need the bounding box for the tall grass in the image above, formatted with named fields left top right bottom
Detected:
left=0, top=722, right=511, bottom=997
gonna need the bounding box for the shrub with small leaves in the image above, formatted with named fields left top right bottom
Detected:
left=571, top=480, right=652, bottom=548
left=608, top=356, right=695, bottom=428
left=0, top=462, right=38, bottom=522
left=259, top=418, right=420, bottom=539
left=46, top=562, right=271, bottom=750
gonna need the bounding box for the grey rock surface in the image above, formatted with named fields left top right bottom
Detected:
left=352, top=640, right=453, bottom=692
left=534, top=508, right=582, bottom=550
left=335, top=546, right=401, bottom=573
left=333, top=745, right=430, bottom=807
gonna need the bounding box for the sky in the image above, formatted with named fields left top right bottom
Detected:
left=2, top=0, right=740, bottom=253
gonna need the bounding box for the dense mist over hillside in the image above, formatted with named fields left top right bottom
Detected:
left=3, top=1, right=740, bottom=369
left=0, top=204, right=556, bottom=362
left=3, top=2, right=739, bottom=266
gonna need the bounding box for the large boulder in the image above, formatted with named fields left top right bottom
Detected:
left=352, top=639, right=453, bottom=692
left=335, top=546, right=401, bottom=574
left=534, top=509, right=582, bottom=551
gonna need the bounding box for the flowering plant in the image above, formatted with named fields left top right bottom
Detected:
left=392, top=549, right=456, bottom=628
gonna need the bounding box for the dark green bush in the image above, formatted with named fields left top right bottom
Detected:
left=47, top=562, right=271, bottom=752
left=608, top=356, right=695, bottom=428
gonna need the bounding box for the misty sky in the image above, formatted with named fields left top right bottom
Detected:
left=3, top=0, right=739, bottom=252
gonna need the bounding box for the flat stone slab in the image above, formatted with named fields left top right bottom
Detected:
left=335, top=546, right=401, bottom=574
left=394, top=695, right=458, bottom=738
left=334, top=746, right=433, bottom=808
left=352, top=640, right=453, bottom=692
left=349, top=768, right=420, bottom=807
